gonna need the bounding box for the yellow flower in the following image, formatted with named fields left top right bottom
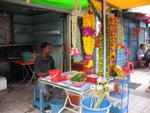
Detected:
left=86, top=59, right=93, bottom=68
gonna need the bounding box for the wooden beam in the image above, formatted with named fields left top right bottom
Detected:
left=63, top=14, right=72, bottom=71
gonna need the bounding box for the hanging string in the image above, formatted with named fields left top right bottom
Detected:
left=74, top=0, right=81, bottom=13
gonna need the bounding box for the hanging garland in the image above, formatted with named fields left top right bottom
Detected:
left=82, top=14, right=95, bottom=69
left=108, top=15, right=118, bottom=66
left=70, top=0, right=81, bottom=56
left=106, top=16, right=110, bottom=76
left=98, top=31, right=103, bottom=76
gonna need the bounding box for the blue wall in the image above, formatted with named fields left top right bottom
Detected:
left=116, top=19, right=138, bottom=67
left=13, top=13, right=64, bottom=69
left=13, top=14, right=33, bottom=44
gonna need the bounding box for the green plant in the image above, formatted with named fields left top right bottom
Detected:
left=71, top=74, right=86, bottom=82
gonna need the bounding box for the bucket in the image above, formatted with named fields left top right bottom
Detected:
left=50, top=99, right=64, bottom=113
left=81, top=97, right=112, bottom=113
left=49, top=69, right=62, bottom=82
left=22, top=52, right=32, bottom=62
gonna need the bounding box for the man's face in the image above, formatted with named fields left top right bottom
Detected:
left=141, top=46, right=145, bottom=50
left=44, top=45, right=52, bottom=55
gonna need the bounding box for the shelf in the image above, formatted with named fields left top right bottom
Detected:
left=110, top=77, right=130, bottom=84
left=110, top=104, right=128, bottom=113
left=14, top=23, right=32, bottom=25
left=120, top=105, right=128, bottom=113
left=110, top=92, right=128, bottom=99
left=0, top=44, right=32, bottom=47
left=33, top=30, right=62, bottom=35
left=15, top=33, right=33, bottom=35
left=51, top=44, right=63, bottom=46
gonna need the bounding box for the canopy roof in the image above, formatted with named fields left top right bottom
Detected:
left=106, top=0, right=150, bottom=9
left=26, top=0, right=89, bottom=9
left=24, top=0, right=150, bottom=10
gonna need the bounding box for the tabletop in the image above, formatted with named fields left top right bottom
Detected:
left=38, top=71, right=93, bottom=94
left=11, top=60, right=34, bottom=66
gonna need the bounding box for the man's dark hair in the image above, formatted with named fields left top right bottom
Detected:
left=140, top=44, right=144, bottom=48
left=41, top=42, right=50, bottom=52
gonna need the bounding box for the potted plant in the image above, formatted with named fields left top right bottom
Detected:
left=81, top=76, right=114, bottom=113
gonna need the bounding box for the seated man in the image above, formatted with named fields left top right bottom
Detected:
left=137, top=44, right=145, bottom=60
left=34, top=42, right=63, bottom=100
left=145, top=85, right=150, bottom=92
left=145, top=48, right=150, bottom=67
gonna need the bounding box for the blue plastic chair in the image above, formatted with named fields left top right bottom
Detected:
left=32, top=84, right=51, bottom=113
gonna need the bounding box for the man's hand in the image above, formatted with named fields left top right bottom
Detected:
left=38, top=72, right=49, bottom=77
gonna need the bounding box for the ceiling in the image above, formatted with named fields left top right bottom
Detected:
left=0, top=1, right=49, bottom=15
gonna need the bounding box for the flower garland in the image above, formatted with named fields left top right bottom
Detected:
left=106, top=16, right=110, bottom=76
left=82, top=14, right=95, bottom=69
left=69, top=0, right=82, bottom=56
left=108, top=15, right=118, bottom=65
left=98, top=32, right=103, bottom=76
left=71, top=15, right=77, bottom=48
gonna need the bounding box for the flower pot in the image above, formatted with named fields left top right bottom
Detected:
left=81, top=97, right=111, bottom=113
left=69, top=93, right=80, bottom=106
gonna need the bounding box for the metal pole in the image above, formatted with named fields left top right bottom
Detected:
left=64, top=15, right=72, bottom=71
left=102, top=0, right=106, bottom=76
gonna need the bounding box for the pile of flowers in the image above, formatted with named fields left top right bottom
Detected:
left=90, top=76, right=114, bottom=108
left=82, top=13, right=95, bottom=69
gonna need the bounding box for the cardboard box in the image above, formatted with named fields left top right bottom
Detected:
left=0, top=76, right=7, bottom=90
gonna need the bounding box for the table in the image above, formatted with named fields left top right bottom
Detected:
left=38, top=71, right=93, bottom=113
left=11, top=60, right=35, bottom=86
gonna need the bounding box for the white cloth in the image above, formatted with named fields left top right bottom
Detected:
left=137, top=48, right=145, bottom=60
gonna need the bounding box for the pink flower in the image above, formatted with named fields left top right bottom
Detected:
left=97, top=77, right=103, bottom=83
left=102, top=77, right=106, bottom=82
left=97, top=85, right=103, bottom=90
left=109, top=83, right=114, bottom=90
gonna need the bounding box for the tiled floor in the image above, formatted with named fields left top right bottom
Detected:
left=0, top=69, right=150, bottom=113
left=128, top=69, right=150, bottom=113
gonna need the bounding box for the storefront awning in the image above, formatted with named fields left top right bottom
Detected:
left=106, top=0, right=150, bottom=9
left=20, top=0, right=150, bottom=10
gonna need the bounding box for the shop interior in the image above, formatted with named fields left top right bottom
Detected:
left=0, top=1, right=65, bottom=83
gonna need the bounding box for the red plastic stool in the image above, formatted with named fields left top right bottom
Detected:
left=135, top=60, right=146, bottom=68
left=126, top=62, right=134, bottom=73
left=122, top=66, right=130, bottom=74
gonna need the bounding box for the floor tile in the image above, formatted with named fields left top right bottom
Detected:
left=3, top=109, right=24, bottom=113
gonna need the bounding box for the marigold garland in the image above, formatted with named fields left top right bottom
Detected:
left=105, top=16, right=110, bottom=76
left=109, top=15, right=118, bottom=65
left=82, top=13, right=95, bottom=69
